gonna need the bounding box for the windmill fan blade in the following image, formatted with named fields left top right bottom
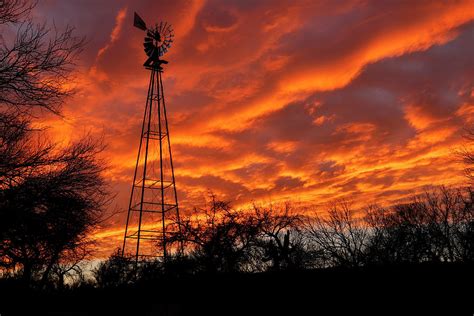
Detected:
left=150, top=47, right=159, bottom=58
left=144, top=49, right=154, bottom=56
left=144, top=46, right=155, bottom=56
left=133, top=12, right=147, bottom=31
left=143, top=43, right=154, bottom=50
left=144, top=44, right=155, bottom=56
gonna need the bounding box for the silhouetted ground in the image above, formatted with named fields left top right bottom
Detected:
left=1, top=263, right=472, bottom=316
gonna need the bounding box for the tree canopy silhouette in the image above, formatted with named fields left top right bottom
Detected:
left=166, top=197, right=262, bottom=273
left=0, top=0, right=107, bottom=287
left=0, top=110, right=108, bottom=286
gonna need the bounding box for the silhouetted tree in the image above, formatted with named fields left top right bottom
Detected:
left=460, top=128, right=474, bottom=182
left=306, top=201, right=370, bottom=268
left=364, top=187, right=474, bottom=265
left=0, top=119, right=107, bottom=284
left=420, top=188, right=470, bottom=262
left=0, top=1, right=105, bottom=287
left=364, top=202, right=430, bottom=264
left=0, top=0, right=34, bottom=24
left=0, top=0, right=84, bottom=114
left=94, top=249, right=136, bottom=288
left=94, top=250, right=200, bottom=287
left=0, top=112, right=48, bottom=187
left=166, top=199, right=316, bottom=273
left=167, top=196, right=262, bottom=273
left=253, top=203, right=309, bottom=271
left=47, top=245, right=89, bottom=289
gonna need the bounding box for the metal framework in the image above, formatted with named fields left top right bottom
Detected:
left=122, top=15, right=181, bottom=262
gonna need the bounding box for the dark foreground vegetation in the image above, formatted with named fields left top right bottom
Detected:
left=1, top=189, right=474, bottom=315
left=1, top=263, right=472, bottom=315
left=0, top=1, right=473, bottom=315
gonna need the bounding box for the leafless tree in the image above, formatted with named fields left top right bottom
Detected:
left=306, top=201, right=370, bottom=268
left=0, top=111, right=53, bottom=188
left=167, top=196, right=262, bottom=273
left=0, top=0, right=84, bottom=114
left=48, top=244, right=90, bottom=289
left=365, top=187, right=474, bottom=264
left=253, top=203, right=309, bottom=270
left=455, top=187, right=474, bottom=262
left=0, top=0, right=108, bottom=288
left=364, top=201, right=432, bottom=264
left=0, top=0, right=34, bottom=24
left=0, top=114, right=109, bottom=284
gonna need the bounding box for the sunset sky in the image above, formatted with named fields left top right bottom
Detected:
left=33, top=0, right=474, bottom=257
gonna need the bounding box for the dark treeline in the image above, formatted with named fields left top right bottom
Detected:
left=80, top=189, right=473, bottom=316
left=3, top=188, right=471, bottom=315
left=93, top=186, right=474, bottom=287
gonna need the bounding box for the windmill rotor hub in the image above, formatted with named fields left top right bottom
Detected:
left=148, top=26, right=163, bottom=46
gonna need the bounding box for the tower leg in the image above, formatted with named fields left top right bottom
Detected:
left=122, top=67, right=181, bottom=263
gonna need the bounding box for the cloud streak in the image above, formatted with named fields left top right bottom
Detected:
left=96, top=7, right=128, bottom=59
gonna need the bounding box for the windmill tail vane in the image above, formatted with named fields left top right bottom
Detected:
left=133, top=12, right=147, bottom=31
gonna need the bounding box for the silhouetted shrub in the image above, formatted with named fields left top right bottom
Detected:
left=364, top=187, right=474, bottom=265
left=93, top=249, right=137, bottom=288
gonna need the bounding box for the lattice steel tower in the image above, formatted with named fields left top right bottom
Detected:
left=122, top=13, right=181, bottom=262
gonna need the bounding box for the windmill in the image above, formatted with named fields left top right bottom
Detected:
left=122, top=12, right=181, bottom=263
left=133, top=13, right=174, bottom=68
